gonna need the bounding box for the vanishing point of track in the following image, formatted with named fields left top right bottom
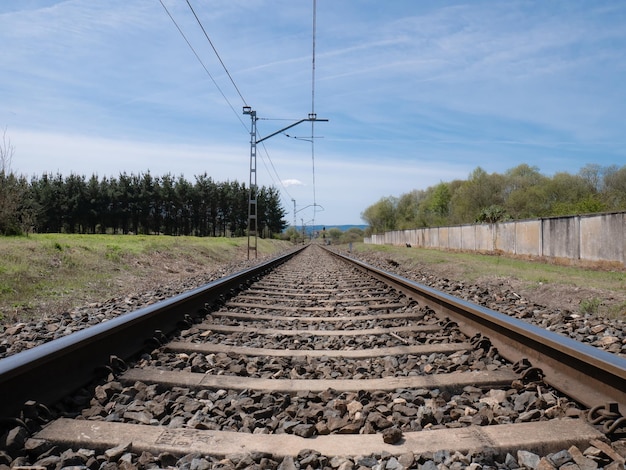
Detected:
left=1, top=244, right=625, bottom=467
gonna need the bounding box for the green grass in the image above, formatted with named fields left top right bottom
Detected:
left=4, top=236, right=625, bottom=324
left=350, top=242, right=626, bottom=319
left=607, top=301, right=626, bottom=318
left=0, top=234, right=292, bottom=323
left=579, top=297, right=601, bottom=315
left=352, top=243, right=626, bottom=289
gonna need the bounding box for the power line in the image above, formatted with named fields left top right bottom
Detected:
left=158, top=0, right=247, bottom=132
left=259, top=141, right=294, bottom=201
left=161, top=1, right=321, bottom=225
left=311, top=0, right=317, bottom=119
left=310, top=0, right=318, bottom=225
left=162, top=0, right=291, bottom=191
left=185, top=0, right=248, bottom=107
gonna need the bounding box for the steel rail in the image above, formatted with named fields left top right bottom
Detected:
left=326, top=247, right=626, bottom=419
left=0, top=246, right=305, bottom=419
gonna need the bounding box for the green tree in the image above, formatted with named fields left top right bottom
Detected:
left=0, top=173, right=30, bottom=235
left=544, top=172, right=596, bottom=216
left=85, top=174, right=104, bottom=233
left=396, top=190, right=424, bottom=229
left=476, top=205, right=509, bottom=223
left=231, top=181, right=248, bottom=237
left=98, top=176, right=113, bottom=233
left=281, top=226, right=300, bottom=243
left=429, top=182, right=451, bottom=218
left=340, top=227, right=364, bottom=244
left=259, top=186, right=287, bottom=237
left=115, top=173, right=134, bottom=234
left=361, top=196, right=397, bottom=233
left=327, top=227, right=343, bottom=243
left=217, top=181, right=236, bottom=236
left=450, top=167, right=504, bottom=224
left=137, top=172, right=157, bottom=234
left=176, top=175, right=194, bottom=236
left=194, top=173, right=217, bottom=237
left=502, top=164, right=547, bottom=219
left=63, top=173, right=88, bottom=233
left=159, top=173, right=178, bottom=235
left=417, top=183, right=451, bottom=227
left=602, top=165, right=626, bottom=210
left=32, top=173, right=66, bottom=233
left=578, top=163, right=604, bottom=193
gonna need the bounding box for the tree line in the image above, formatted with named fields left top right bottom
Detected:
left=361, top=163, right=626, bottom=234
left=0, top=170, right=287, bottom=237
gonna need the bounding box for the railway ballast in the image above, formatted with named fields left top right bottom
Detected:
left=1, top=244, right=625, bottom=469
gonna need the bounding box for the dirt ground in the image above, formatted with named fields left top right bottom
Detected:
left=507, top=279, right=625, bottom=313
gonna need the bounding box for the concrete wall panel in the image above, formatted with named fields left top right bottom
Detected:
left=438, top=227, right=449, bottom=249
left=448, top=227, right=462, bottom=250
left=494, top=222, right=516, bottom=252
left=580, top=213, right=625, bottom=263
left=515, top=220, right=541, bottom=256
left=426, top=228, right=438, bottom=248
left=475, top=224, right=494, bottom=251
left=542, top=217, right=579, bottom=259
left=460, top=225, right=476, bottom=250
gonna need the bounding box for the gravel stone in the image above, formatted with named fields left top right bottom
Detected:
left=0, top=453, right=11, bottom=467
left=382, top=426, right=403, bottom=444
left=517, top=450, right=540, bottom=469
left=420, top=460, right=439, bottom=470
left=568, top=446, right=599, bottom=470
left=4, top=426, right=29, bottom=452
left=2, top=247, right=625, bottom=469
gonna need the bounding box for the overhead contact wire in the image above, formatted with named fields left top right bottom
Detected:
left=158, top=0, right=247, bottom=131
left=185, top=0, right=248, bottom=107
left=162, top=1, right=305, bottom=213
left=311, top=0, right=318, bottom=223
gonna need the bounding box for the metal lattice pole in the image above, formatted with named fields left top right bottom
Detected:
left=244, top=107, right=258, bottom=259
left=244, top=106, right=327, bottom=259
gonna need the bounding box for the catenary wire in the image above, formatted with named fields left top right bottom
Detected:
left=185, top=0, right=248, bottom=107
left=158, top=0, right=248, bottom=132
left=178, top=0, right=294, bottom=205
left=310, top=0, right=318, bottom=225
left=259, top=142, right=294, bottom=202
left=161, top=0, right=312, bottom=222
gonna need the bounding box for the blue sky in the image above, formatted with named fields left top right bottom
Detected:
left=1, top=1, right=625, bottom=225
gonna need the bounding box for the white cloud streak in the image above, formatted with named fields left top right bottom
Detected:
left=281, top=179, right=305, bottom=187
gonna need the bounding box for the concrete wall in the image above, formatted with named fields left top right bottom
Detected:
left=364, top=212, right=626, bottom=266
left=580, top=213, right=625, bottom=263
left=542, top=217, right=579, bottom=260
left=448, top=226, right=462, bottom=250
left=436, top=227, right=447, bottom=249
left=460, top=225, right=475, bottom=251
left=475, top=224, right=494, bottom=252
left=515, top=220, right=541, bottom=256
left=494, top=223, right=516, bottom=253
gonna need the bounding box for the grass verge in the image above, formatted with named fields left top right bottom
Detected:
left=350, top=243, right=626, bottom=318
left=0, top=234, right=292, bottom=323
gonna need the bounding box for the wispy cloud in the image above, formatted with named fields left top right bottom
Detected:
left=282, top=179, right=305, bottom=187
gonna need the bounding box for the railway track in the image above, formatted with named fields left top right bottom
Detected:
left=1, top=244, right=625, bottom=469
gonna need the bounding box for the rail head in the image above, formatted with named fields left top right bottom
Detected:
left=0, top=246, right=305, bottom=419
left=325, top=247, right=626, bottom=420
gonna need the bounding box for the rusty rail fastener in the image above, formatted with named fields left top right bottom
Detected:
left=588, top=402, right=626, bottom=435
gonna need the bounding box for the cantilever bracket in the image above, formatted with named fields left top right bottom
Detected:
left=256, top=117, right=328, bottom=144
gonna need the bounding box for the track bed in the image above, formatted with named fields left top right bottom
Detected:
left=2, top=245, right=625, bottom=469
